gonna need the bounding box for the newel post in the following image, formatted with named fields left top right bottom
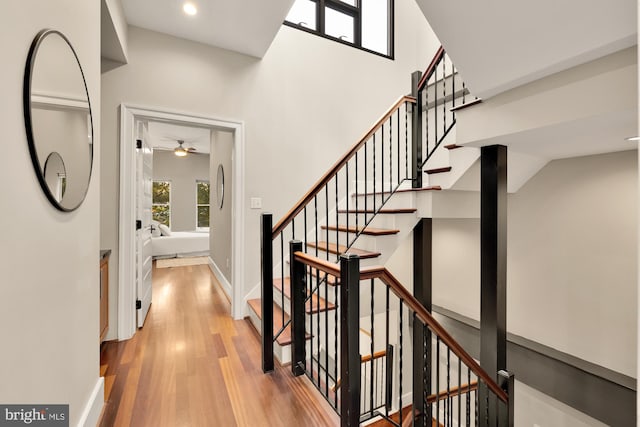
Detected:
left=340, top=253, right=361, bottom=427
left=289, top=240, right=306, bottom=376
left=411, top=70, right=423, bottom=188
left=498, top=370, right=515, bottom=427
left=261, top=213, right=274, bottom=373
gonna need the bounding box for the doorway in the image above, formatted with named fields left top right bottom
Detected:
left=118, top=105, right=245, bottom=340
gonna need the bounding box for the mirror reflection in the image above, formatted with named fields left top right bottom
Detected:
left=25, top=29, right=93, bottom=211
left=216, top=164, right=224, bottom=209
left=43, top=152, right=66, bottom=203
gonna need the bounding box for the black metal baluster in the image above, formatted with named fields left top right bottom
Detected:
left=397, top=108, right=400, bottom=185
left=462, top=81, right=466, bottom=104
left=434, top=65, right=438, bottom=155
left=425, top=80, right=429, bottom=165
left=436, top=337, right=440, bottom=427
left=325, top=264, right=329, bottom=399
left=405, top=101, right=409, bottom=179
left=370, top=278, right=375, bottom=416
left=398, top=302, right=403, bottom=426
left=310, top=266, right=314, bottom=384
left=304, top=207, right=308, bottom=252
left=364, top=141, right=368, bottom=225
left=355, top=152, right=359, bottom=235
left=334, top=269, right=339, bottom=409
left=335, top=174, right=339, bottom=254
left=325, top=185, right=329, bottom=261
left=458, top=357, right=462, bottom=427
left=381, top=125, right=385, bottom=202
left=443, top=56, right=446, bottom=136
left=451, top=55, right=456, bottom=111
left=373, top=133, right=376, bottom=210
left=385, top=285, right=391, bottom=417
left=447, top=348, right=451, bottom=426
left=345, top=163, right=349, bottom=246
left=425, top=322, right=431, bottom=427
left=280, top=233, right=285, bottom=333
left=466, top=367, right=471, bottom=427
left=314, top=196, right=319, bottom=257
left=389, top=115, right=392, bottom=195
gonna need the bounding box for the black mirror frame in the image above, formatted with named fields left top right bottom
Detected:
left=23, top=29, right=94, bottom=212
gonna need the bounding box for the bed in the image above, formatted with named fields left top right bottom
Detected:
left=152, top=231, right=210, bottom=258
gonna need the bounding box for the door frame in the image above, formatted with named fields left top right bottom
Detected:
left=118, top=104, right=246, bottom=340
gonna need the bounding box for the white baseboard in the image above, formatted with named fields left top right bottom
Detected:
left=208, top=257, right=232, bottom=301
left=77, top=377, right=104, bottom=427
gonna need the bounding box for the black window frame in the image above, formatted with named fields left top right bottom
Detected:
left=284, top=0, right=395, bottom=60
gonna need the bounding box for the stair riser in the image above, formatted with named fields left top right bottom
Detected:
left=273, top=286, right=338, bottom=314
left=338, top=213, right=400, bottom=230
left=351, top=191, right=415, bottom=210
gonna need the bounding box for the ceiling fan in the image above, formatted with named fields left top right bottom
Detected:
left=154, top=138, right=198, bottom=157
left=173, top=140, right=197, bottom=157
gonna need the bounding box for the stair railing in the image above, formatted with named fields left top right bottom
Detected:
left=260, top=45, right=478, bottom=375
left=412, top=47, right=478, bottom=187
left=261, top=95, right=416, bottom=372
left=290, top=249, right=513, bottom=427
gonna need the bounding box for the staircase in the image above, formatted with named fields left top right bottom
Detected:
left=251, top=47, right=515, bottom=426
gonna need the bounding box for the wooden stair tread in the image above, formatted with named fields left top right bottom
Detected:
left=321, top=224, right=399, bottom=236
left=352, top=186, right=441, bottom=197
left=307, top=241, right=381, bottom=259
left=273, top=277, right=337, bottom=313
left=425, top=166, right=452, bottom=175
left=247, top=299, right=310, bottom=346
left=337, top=208, right=417, bottom=214
left=444, top=143, right=463, bottom=150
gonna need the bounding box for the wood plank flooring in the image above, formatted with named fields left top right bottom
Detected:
left=99, top=264, right=339, bottom=426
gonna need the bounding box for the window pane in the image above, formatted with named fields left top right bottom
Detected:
left=325, top=7, right=354, bottom=43
left=362, top=0, right=389, bottom=55
left=153, top=205, right=170, bottom=227
left=286, top=0, right=317, bottom=30
left=153, top=181, right=170, bottom=204
left=197, top=181, right=210, bottom=204
left=197, top=206, right=210, bottom=228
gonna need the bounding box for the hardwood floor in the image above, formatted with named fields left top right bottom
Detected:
left=99, top=264, right=339, bottom=426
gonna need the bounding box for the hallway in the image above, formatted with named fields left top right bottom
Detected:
left=99, top=264, right=338, bottom=426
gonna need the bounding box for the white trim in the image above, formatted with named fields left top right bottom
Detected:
left=118, top=104, right=246, bottom=340
left=208, top=256, right=232, bottom=300
left=77, top=377, right=104, bottom=427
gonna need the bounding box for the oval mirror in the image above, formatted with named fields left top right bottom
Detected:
left=24, top=29, right=93, bottom=211
left=43, top=152, right=66, bottom=203
left=216, top=164, right=224, bottom=209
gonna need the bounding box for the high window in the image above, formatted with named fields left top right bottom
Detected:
left=152, top=180, right=171, bottom=227
left=284, top=0, right=394, bottom=58
left=196, top=180, right=210, bottom=230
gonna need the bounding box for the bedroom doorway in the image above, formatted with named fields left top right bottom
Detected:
left=118, top=105, right=245, bottom=341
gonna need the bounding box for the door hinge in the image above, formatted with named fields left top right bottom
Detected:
left=136, top=299, right=142, bottom=310
left=136, top=220, right=142, bottom=230
left=136, top=139, right=142, bottom=149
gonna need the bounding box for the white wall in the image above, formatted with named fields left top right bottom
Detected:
left=101, top=0, right=439, bottom=334
left=153, top=150, right=210, bottom=231
left=427, top=151, right=637, bottom=378
left=210, top=130, right=233, bottom=283
left=0, top=1, right=101, bottom=425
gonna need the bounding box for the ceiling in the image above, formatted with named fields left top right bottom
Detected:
left=122, top=0, right=295, bottom=57
left=414, top=0, right=637, bottom=99
left=147, top=121, right=211, bottom=154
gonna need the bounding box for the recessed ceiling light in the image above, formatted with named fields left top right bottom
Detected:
left=624, top=136, right=640, bottom=141
left=183, top=2, right=197, bottom=16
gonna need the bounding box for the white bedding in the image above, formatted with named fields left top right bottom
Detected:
left=152, top=231, right=210, bottom=258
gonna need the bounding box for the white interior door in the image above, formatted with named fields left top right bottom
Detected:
left=136, top=122, right=153, bottom=328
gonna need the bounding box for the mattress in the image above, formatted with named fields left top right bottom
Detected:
left=152, top=231, right=210, bottom=258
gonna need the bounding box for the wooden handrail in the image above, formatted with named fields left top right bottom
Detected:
left=417, top=45, right=445, bottom=90
left=426, top=381, right=478, bottom=404
left=293, top=252, right=508, bottom=403
left=376, top=269, right=508, bottom=403
left=272, top=95, right=416, bottom=237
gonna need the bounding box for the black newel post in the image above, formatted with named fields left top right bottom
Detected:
left=413, top=218, right=432, bottom=423
left=289, top=240, right=306, bottom=376
left=411, top=70, right=423, bottom=188
left=498, top=370, right=515, bottom=427
left=340, top=253, right=361, bottom=427
left=261, top=213, right=274, bottom=373
left=479, top=145, right=507, bottom=426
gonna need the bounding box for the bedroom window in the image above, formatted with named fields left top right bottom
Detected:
left=152, top=180, right=171, bottom=227
left=196, top=180, right=210, bottom=230
left=284, top=0, right=394, bottom=58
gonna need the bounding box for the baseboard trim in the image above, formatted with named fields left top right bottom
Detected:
left=208, top=257, right=232, bottom=301
left=77, top=377, right=104, bottom=427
